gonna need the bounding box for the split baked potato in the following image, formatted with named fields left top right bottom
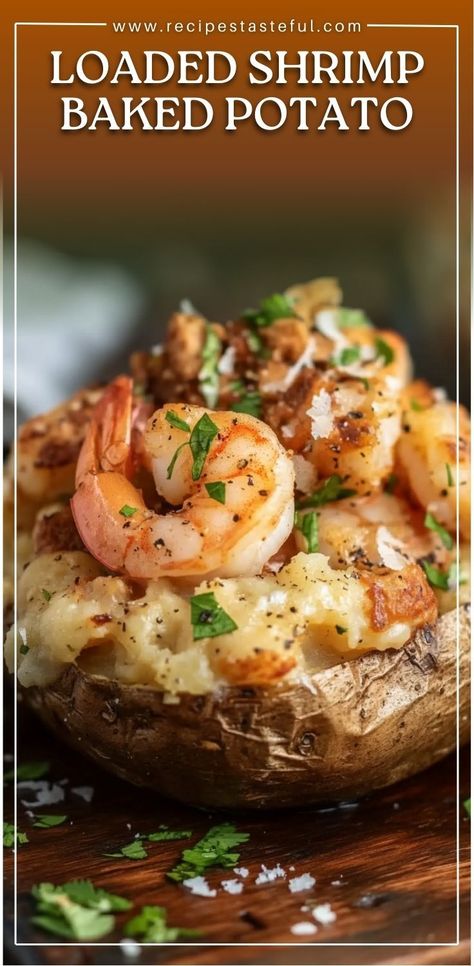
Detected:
left=6, top=278, right=470, bottom=808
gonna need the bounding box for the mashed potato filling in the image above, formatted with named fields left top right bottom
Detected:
left=6, top=549, right=426, bottom=695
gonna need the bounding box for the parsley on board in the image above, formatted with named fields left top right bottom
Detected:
left=167, top=823, right=249, bottom=882
left=204, top=481, right=226, bottom=505
left=31, top=880, right=131, bottom=941
left=199, top=325, right=222, bottom=408
left=3, top=822, right=28, bottom=847
left=4, top=761, right=49, bottom=783
left=424, top=513, right=453, bottom=551
left=190, top=592, right=237, bottom=641
left=104, top=839, right=148, bottom=860
left=124, top=904, right=201, bottom=943
left=295, top=474, right=356, bottom=511
left=243, top=292, right=296, bottom=328
left=294, top=511, right=319, bottom=553
left=33, top=815, right=67, bottom=829
left=147, top=827, right=193, bottom=843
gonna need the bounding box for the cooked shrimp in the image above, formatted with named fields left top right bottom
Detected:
left=71, top=376, right=295, bottom=580
left=396, top=399, right=470, bottom=540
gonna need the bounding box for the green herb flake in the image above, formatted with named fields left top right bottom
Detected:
left=243, top=292, right=296, bottom=328
left=42, top=589, right=52, bottom=602
left=167, top=822, right=249, bottom=882
left=410, top=399, right=425, bottom=412
left=33, top=815, right=67, bottom=829
left=374, top=337, right=395, bottom=366
left=189, top=413, right=219, bottom=481
left=205, top=481, right=226, bottom=505
left=446, top=463, right=454, bottom=487
left=190, top=592, right=237, bottom=641
left=338, top=307, right=373, bottom=329
left=4, top=761, right=50, bottom=783
left=296, top=474, right=356, bottom=511
left=335, top=625, right=348, bottom=636
left=199, top=325, right=222, bottom=409
left=147, top=828, right=193, bottom=843
left=119, top=505, right=138, bottom=519
left=422, top=561, right=449, bottom=591
left=165, top=411, right=191, bottom=434
left=31, top=880, right=130, bottom=941
left=331, top=346, right=361, bottom=367
left=384, top=473, right=398, bottom=494
left=3, top=822, right=28, bottom=848
left=231, top=390, right=262, bottom=419
left=464, top=799, right=471, bottom=817
left=104, top=839, right=148, bottom=861
left=166, top=441, right=189, bottom=480
left=424, top=512, right=453, bottom=551
left=19, top=643, right=29, bottom=655
left=294, top=511, right=319, bottom=553
left=124, top=904, right=201, bottom=943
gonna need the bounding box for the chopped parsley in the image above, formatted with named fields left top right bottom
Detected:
left=410, top=399, right=426, bottom=412
left=33, top=815, right=67, bottom=829
left=119, top=505, right=138, bottom=519
left=41, top=589, right=52, bottom=602
left=167, top=823, right=249, bottom=882
left=335, top=625, right=348, bottom=635
left=167, top=412, right=219, bottom=481
left=374, top=337, right=394, bottom=366
left=464, top=799, right=471, bottom=817
left=446, top=463, right=454, bottom=487
left=3, top=822, right=28, bottom=847
left=190, top=592, right=237, bottom=640
left=243, top=292, right=296, bottom=328
left=337, top=307, right=373, bottom=329
left=231, top=389, right=262, bottom=419
left=295, top=474, right=356, bottom=511
left=19, top=643, right=29, bottom=655
left=424, top=512, right=453, bottom=551
left=205, top=481, right=226, bottom=504
left=147, top=827, right=193, bottom=843
left=294, top=511, right=319, bottom=553
left=165, top=410, right=191, bottom=434
left=124, top=904, right=201, bottom=943
left=31, top=880, right=131, bottom=941
left=104, top=839, right=148, bottom=860
left=246, top=328, right=268, bottom=357
left=4, top=761, right=49, bottom=783
left=384, top=473, right=398, bottom=494
left=330, top=346, right=361, bottom=367
left=199, top=325, right=221, bottom=408
left=422, top=561, right=449, bottom=591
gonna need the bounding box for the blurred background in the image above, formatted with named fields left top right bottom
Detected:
left=3, top=1, right=471, bottom=436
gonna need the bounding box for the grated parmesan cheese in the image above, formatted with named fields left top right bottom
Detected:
left=255, top=863, right=286, bottom=885
left=292, top=455, right=317, bottom=495
left=263, top=338, right=316, bottom=394
left=313, top=903, right=337, bottom=925
left=306, top=389, right=334, bottom=440
left=289, top=873, right=316, bottom=893
left=71, top=785, right=94, bottom=803
left=183, top=876, right=217, bottom=897
left=376, top=526, right=408, bottom=571
left=221, top=878, right=244, bottom=895
left=233, top=867, right=249, bottom=878
left=291, top=921, right=318, bottom=936
left=314, top=309, right=348, bottom=353
left=19, top=781, right=65, bottom=809
left=217, top=345, right=236, bottom=376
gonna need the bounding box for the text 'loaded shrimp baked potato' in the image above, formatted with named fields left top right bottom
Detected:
left=6, top=278, right=470, bottom=808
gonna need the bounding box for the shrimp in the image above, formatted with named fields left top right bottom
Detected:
left=71, top=376, right=295, bottom=580
left=396, top=398, right=470, bottom=541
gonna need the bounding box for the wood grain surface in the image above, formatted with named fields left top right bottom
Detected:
left=4, top=699, right=470, bottom=966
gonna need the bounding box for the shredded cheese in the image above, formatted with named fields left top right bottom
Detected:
left=306, top=389, right=334, bottom=440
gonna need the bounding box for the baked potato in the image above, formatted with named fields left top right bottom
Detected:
left=7, top=278, right=470, bottom=809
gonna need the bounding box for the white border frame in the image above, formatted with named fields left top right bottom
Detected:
left=11, top=19, right=462, bottom=952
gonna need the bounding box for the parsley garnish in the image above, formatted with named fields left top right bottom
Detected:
left=295, top=474, right=356, bottom=511
left=375, top=337, right=394, bottom=366
left=231, top=389, right=262, bottom=419
left=464, top=799, right=471, bottom=817
left=124, top=904, right=201, bottom=943
left=246, top=329, right=268, bottom=357
left=119, top=505, right=138, bottom=518
left=410, top=399, right=425, bottom=412
left=104, top=839, right=148, bottom=861
left=166, top=412, right=219, bottom=481
left=243, top=292, right=295, bottom=328
left=3, top=822, right=28, bottom=847
left=384, top=473, right=398, bottom=494
left=148, top=827, right=193, bottom=842
left=335, top=625, right=347, bottom=635
left=294, top=511, right=319, bottom=553
left=199, top=325, right=221, bottom=408
left=205, top=481, right=226, bottom=505
left=165, top=411, right=191, bottom=434
left=33, top=815, right=67, bottom=829
left=446, top=463, right=454, bottom=487
left=167, top=823, right=249, bottom=882
left=4, top=761, right=49, bottom=783
left=42, top=589, right=52, bottom=602
left=190, top=592, right=237, bottom=640
left=422, top=561, right=449, bottom=591
left=331, top=346, right=361, bottom=367
left=424, top=512, right=453, bottom=551
left=31, top=880, right=131, bottom=941
left=337, top=308, right=373, bottom=329
left=104, top=827, right=193, bottom=859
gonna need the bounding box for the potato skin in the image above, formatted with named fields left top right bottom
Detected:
left=26, top=606, right=470, bottom=809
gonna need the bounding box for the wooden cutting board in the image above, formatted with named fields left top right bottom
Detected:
left=4, top=700, right=470, bottom=966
